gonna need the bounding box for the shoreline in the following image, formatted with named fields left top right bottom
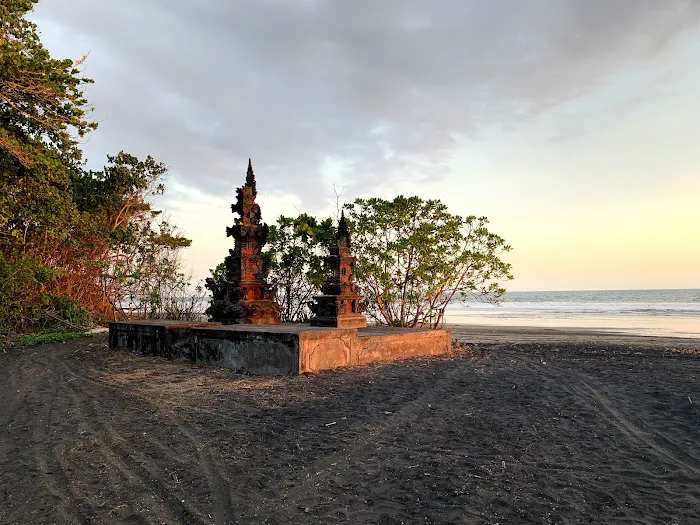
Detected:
left=448, top=323, right=700, bottom=350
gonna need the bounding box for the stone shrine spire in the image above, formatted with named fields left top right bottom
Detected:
left=309, top=211, right=367, bottom=329
left=245, top=158, right=257, bottom=195
left=338, top=210, right=350, bottom=241
left=205, top=159, right=280, bottom=324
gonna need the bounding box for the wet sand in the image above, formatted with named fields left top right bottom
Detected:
left=450, top=323, right=700, bottom=348
left=1, top=327, right=699, bottom=524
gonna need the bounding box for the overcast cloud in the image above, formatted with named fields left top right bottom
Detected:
left=33, top=0, right=700, bottom=201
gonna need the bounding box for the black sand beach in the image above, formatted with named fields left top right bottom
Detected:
left=1, top=326, right=699, bottom=524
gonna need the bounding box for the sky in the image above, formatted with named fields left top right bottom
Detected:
left=30, top=0, right=700, bottom=291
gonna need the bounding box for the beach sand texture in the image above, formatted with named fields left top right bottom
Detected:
left=1, top=327, right=699, bottom=524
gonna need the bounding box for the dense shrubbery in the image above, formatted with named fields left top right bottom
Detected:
left=0, top=1, right=192, bottom=336
left=345, top=196, right=512, bottom=328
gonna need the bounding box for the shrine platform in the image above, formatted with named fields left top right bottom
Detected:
left=108, top=320, right=222, bottom=361
left=108, top=321, right=452, bottom=375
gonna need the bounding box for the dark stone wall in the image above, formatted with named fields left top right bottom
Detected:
left=109, top=322, right=167, bottom=357
left=193, top=328, right=300, bottom=375
left=109, top=322, right=221, bottom=361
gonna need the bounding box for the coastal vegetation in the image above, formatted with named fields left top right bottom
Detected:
left=6, top=329, right=88, bottom=348
left=345, top=196, right=512, bottom=328
left=2, top=0, right=511, bottom=338
left=0, top=0, right=190, bottom=339
left=266, top=213, right=336, bottom=322
left=211, top=197, right=512, bottom=328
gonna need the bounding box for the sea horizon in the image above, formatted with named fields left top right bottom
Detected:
left=501, top=287, right=700, bottom=294
left=448, top=288, right=700, bottom=339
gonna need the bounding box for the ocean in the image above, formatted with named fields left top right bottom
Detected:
left=445, top=289, right=700, bottom=338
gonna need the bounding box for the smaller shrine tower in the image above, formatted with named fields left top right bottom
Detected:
left=205, top=159, right=281, bottom=324
left=309, top=211, right=367, bottom=329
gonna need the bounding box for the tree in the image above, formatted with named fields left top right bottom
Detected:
left=0, top=0, right=96, bottom=230
left=345, top=196, right=512, bottom=328
left=0, top=2, right=192, bottom=333
left=0, top=148, right=193, bottom=330
left=72, top=152, right=192, bottom=319
left=266, top=214, right=335, bottom=321
left=0, top=0, right=95, bottom=162
left=0, top=0, right=98, bottom=331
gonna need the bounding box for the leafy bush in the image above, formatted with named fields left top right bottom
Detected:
left=346, top=196, right=512, bottom=328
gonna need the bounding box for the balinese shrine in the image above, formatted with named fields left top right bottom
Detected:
left=109, top=159, right=451, bottom=375
left=310, top=211, right=366, bottom=329
left=205, top=159, right=281, bottom=325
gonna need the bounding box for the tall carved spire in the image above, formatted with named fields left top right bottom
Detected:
left=205, top=159, right=280, bottom=325
left=338, top=210, right=350, bottom=246
left=309, top=212, right=366, bottom=329
left=246, top=158, right=257, bottom=195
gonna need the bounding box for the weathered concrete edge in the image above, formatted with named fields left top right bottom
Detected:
left=355, top=328, right=452, bottom=367
left=191, top=326, right=303, bottom=376
left=298, top=328, right=358, bottom=374
left=110, top=321, right=454, bottom=376
left=108, top=321, right=222, bottom=360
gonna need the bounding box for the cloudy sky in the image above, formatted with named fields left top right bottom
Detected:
left=32, top=0, right=700, bottom=290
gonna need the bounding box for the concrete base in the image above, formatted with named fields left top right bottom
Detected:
left=109, top=321, right=451, bottom=375
left=355, top=327, right=453, bottom=367
left=108, top=320, right=221, bottom=360
left=234, top=299, right=281, bottom=324
left=310, top=314, right=368, bottom=329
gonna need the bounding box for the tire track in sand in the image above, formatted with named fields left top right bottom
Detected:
left=255, top=355, right=483, bottom=517
left=60, top=357, right=227, bottom=524
left=573, top=376, right=700, bottom=476
left=521, top=355, right=700, bottom=477
left=164, top=411, right=238, bottom=525
left=1, top=347, right=94, bottom=525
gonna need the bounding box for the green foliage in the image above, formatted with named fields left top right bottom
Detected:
left=345, top=196, right=512, bottom=328
left=208, top=213, right=336, bottom=322
left=75, top=152, right=192, bottom=319
left=235, top=200, right=511, bottom=329
left=266, top=214, right=336, bottom=321
left=0, top=4, right=193, bottom=332
left=0, top=0, right=96, bottom=238
left=41, top=294, right=93, bottom=327
left=0, top=252, right=49, bottom=328
left=72, top=152, right=166, bottom=216
left=205, top=261, right=227, bottom=307
left=0, top=0, right=96, bottom=170
left=0, top=253, right=91, bottom=329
